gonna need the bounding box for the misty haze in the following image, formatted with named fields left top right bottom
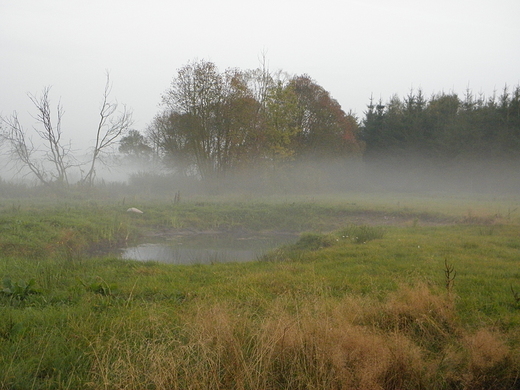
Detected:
left=2, top=0, right=520, bottom=385
left=2, top=61, right=519, bottom=197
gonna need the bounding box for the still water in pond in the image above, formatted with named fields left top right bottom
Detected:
left=121, top=233, right=297, bottom=265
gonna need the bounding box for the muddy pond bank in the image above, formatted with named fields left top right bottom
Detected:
left=118, top=209, right=461, bottom=264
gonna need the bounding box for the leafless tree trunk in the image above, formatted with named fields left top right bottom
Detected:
left=1, top=112, right=49, bottom=184
left=29, top=87, right=73, bottom=184
left=1, top=74, right=132, bottom=187
left=80, top=72, right=133, bottom=186
left=1, top=87, right=74, bottom=186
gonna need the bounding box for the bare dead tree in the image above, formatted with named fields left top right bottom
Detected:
left=1, top=112, right=49, bottom=184
left=1, top=74, right=131, bottom=187
left=29, top=87, right=74, bottom=184
left=80, top=72, right=133, bottom=186
left=1, top=87, right=74, bottom=186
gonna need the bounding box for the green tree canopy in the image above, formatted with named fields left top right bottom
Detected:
left=361, top=86, right=520, bottom=162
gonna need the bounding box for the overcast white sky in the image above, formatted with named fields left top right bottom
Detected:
left=1, top=0, right=519, bottom=151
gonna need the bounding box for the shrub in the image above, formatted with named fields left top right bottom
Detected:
left=338, top=225, right=385, bottom=243
left=291, top=232, right=336, bottom=251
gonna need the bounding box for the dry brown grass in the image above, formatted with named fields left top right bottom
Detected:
left=85, top=285, right=520, bottom=390
left=460, top=329, right=515, bottom=390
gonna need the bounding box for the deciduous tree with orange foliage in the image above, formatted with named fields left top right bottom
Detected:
left=150, top=60, right=362, bottom=179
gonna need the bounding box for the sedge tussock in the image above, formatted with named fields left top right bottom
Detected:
left=461, top=329, right=515, bottom=390
left=373, top=283, right=459, bottom=351
left=77, top=286, right=520, bottom=390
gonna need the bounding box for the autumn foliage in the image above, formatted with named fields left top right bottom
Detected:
left=147, top=60, right=362, bottom=178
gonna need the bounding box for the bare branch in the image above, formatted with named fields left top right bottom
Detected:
left=1, top=112, right=50, bottom=185
left=81, top=71, right=133, bottom=186
left=27, top=87, right=74, bottom=184
left=0, top=86, right=77, bottom=186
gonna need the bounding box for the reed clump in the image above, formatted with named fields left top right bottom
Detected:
left=79, top=285, right=519, bottom=390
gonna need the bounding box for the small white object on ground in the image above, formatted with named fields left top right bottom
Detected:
left=127, top=207, right=144, bottom=214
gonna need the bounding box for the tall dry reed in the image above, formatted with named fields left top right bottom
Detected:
left=85, top=285, right=519, bottom=390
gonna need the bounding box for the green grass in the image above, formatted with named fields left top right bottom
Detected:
left=0, top=193, right=520, bottom=388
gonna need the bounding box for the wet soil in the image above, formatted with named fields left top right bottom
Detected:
left=141, top=209, right=458, bottom=242
left=90, top=209, right=493, bottom=258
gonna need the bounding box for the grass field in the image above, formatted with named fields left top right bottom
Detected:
left=0, top=190, right=520, bottom=389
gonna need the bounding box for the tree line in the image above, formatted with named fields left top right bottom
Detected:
left=3, top=59, right=519, bottom=186
left=125, top=61, right=520, bottom=179
left=361, top=86, right=520, bottom=164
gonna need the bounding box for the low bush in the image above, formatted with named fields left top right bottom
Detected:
left=291, top=232, right=337, bottom=251
left=338, top=225, right=386, bottom=243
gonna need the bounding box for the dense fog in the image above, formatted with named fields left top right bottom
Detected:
left=2, top=154, right=519, bottom=198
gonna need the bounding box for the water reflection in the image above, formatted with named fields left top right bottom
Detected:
left=121, top=233, right=296, bottom=265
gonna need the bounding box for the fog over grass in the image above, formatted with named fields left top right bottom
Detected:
left=140, top=156, right=520, bottom=195
left=4, top=157, right=518, bottom=200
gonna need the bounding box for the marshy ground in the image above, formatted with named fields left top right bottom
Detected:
left=0, top=191, right=519, bottom=389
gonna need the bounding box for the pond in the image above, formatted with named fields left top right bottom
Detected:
left=121, top=232, right=298, bottom=265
